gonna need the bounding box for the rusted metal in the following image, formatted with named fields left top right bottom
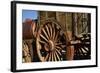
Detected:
left=23, top=19, right=37, bottom=39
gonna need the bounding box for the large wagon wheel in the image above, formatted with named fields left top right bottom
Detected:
left=72, top=13, right=91, bottom=60
left=74, top=33, right=91, bottom=60
left=36, top=19, right=67, bottom=62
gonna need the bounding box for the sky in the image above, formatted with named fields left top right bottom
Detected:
left=22, top=10, right=38, bottom=22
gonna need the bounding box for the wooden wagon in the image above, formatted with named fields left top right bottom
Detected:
left=22, top=12, right=91, bottom=62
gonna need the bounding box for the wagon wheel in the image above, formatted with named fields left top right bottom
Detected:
left=36, top=20, right=67, bottom=62
left=74, top=33, right=91, bottom=60
left=72, top=13, right=91, bottom=60
left=22, top=41, right=32, bottom=63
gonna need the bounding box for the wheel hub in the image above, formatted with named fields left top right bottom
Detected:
left=48, top=40, right=55, bottom=51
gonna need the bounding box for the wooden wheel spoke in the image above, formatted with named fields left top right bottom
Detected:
left=42, top=28, right=49, bottom=40
left=48, top=53, right=51, bottom=61
left=56, top=49, right=61, bottom=55
left=54, top=31, right=60, bottom=42
left=79, top=48, right=85, bottom=56
left=53, top=30, right=55, bottom=40
left=55, top=46, right=62, bottom=50
left=51, top=52, right=54, bottom=61
left=39, top=39, right=46, bottom=44
left=55, top=32, right=58, bottom=41
left=52, top=24, right=56, bottom=40
left=44, top=54, right=49, bottom=61
left=40, top=34, right=48, bottom=42
left=82, top=47, right=88, bottom=52
left=55, top=51, right=60, bottom=61
left=81, top=48, right=86, bottom=53
left=48, top=24, right=53, bottom=38
left=54, top=51, right=57, bottom=61
left=55, top=43, right=66, bottom=48
left=45, top=25, right=50, bottom=37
